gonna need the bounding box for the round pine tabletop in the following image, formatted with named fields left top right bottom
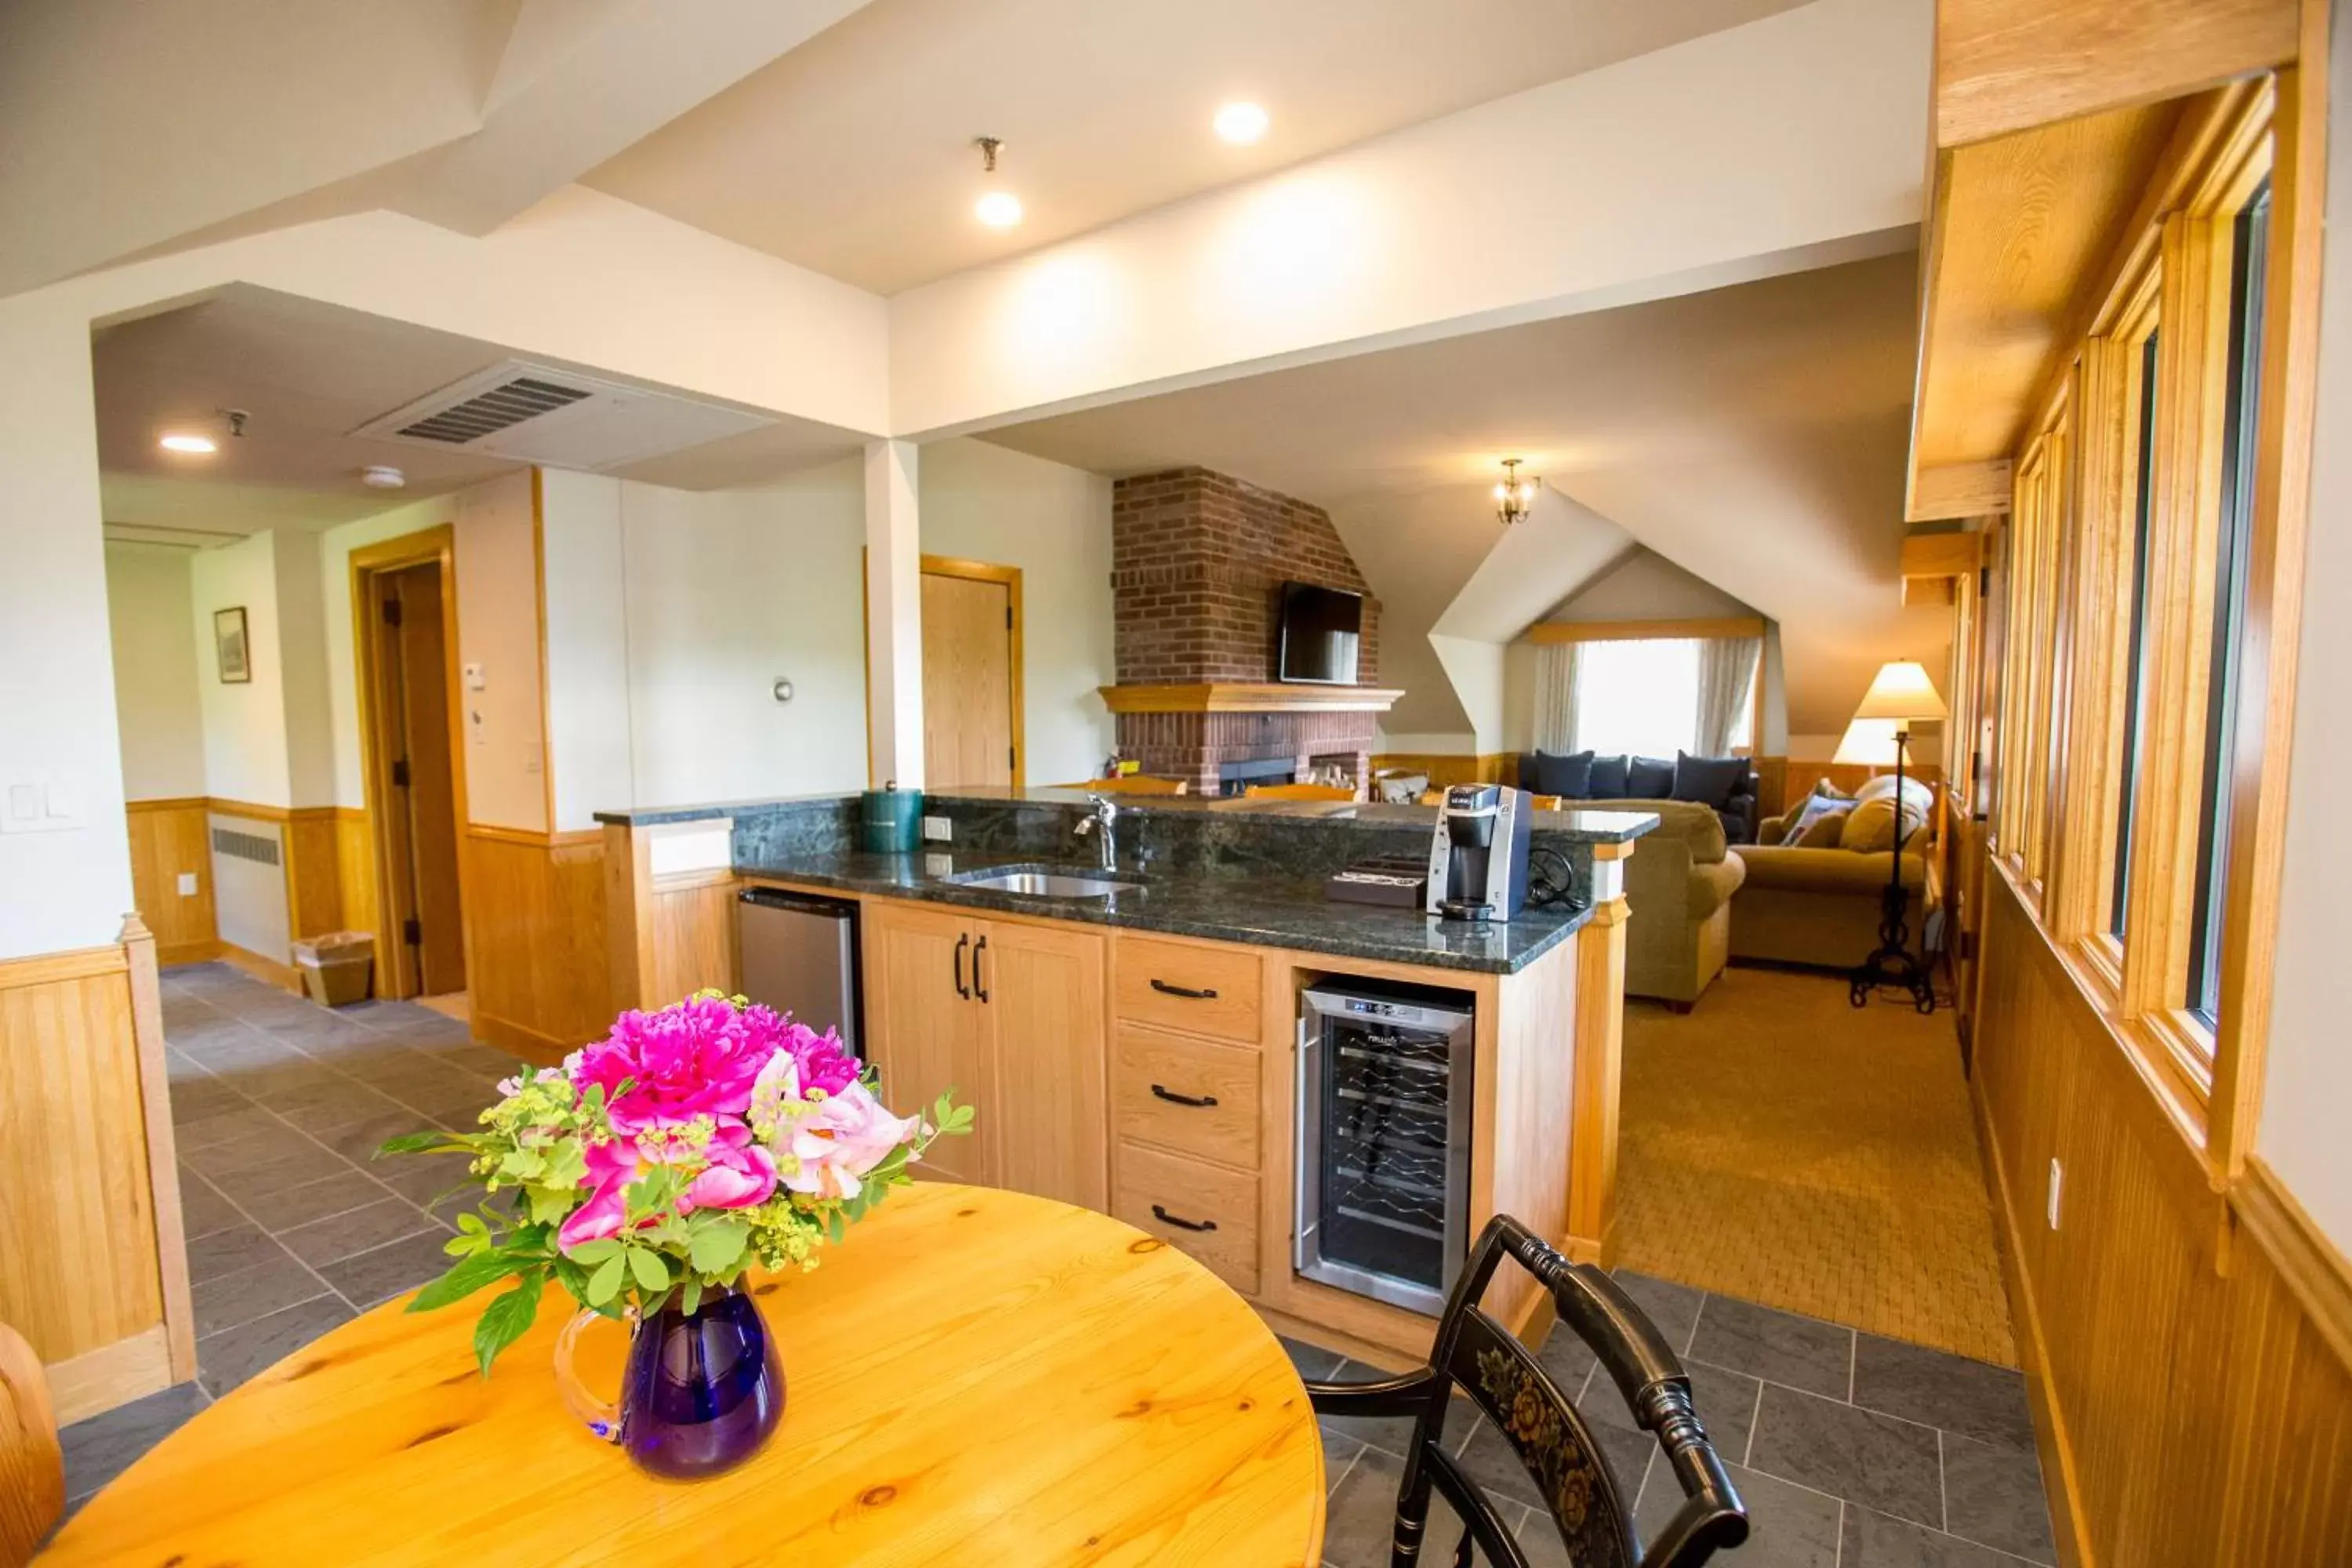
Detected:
left=43, top=1182, right=1327, bottom=1566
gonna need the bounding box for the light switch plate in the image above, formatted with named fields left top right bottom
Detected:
left=921, top=815, right=952, bottom=842
left=463, top=662, right=486, bottom=691
left=2047, top=1158, right=2063, bottom=1230
left=177, top=872, right=199, bottom=896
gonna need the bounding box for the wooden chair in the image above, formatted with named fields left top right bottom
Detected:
left=0, top=1322, right=63, bottom=1567
left=1243, top=782, right=1356, bottom=801
left=1305, top=1215, right=1748, bottom=1567
left=1058, top=776, right=1190, bottom=796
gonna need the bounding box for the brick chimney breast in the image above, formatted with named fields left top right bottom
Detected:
left=1109, top=467, right=1383, bottom=792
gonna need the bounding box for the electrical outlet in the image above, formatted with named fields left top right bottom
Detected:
left=176, top=872, right=198, bottom=896
left=923, top=851, right=953, bottom=877
left=2047, top=1157, right=2064, bottom=1230
left=922, top=815, right=952, bottom=842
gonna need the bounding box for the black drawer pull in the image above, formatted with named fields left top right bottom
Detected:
left=1149, top=1083, right=1219, bottom=1109
left=1151, top=1203, right=1218, bottom=1233
left=953, top=933, right=970, bottom=1000
left=1149, top=978, right=1219, bottom=1000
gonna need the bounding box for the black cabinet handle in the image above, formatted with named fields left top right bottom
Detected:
left=973, top=934, right=989, bottom=1003
left=1149, top=1083, right=1219, bottom=1109
left=1151, top=1203, right=1218, bottom=1233
left=953, top=933, right=970, bottom=1000
left=1149, top=978, right=1218, bottom=1000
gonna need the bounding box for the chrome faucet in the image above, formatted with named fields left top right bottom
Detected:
left=1074, top=793, right=1119, bottom=873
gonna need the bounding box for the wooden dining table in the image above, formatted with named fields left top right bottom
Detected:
left=41, top=1182, right=1326, bottom=1566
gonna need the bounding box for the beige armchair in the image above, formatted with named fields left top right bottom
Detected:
left=1613, top=800, right=1746, bottom=1010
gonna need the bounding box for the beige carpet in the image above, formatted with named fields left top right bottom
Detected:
left=1613, top=965, right=2019, bottom=1366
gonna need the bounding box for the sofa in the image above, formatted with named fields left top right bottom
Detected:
left=1730, top=775, right=1937, bottom=969
left=1608, top=799, right=1747, bottom=1009
left=1519, top=750, right=1759, bottom=844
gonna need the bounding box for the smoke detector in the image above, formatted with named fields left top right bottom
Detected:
left=361, top=466, right=406, bottom=490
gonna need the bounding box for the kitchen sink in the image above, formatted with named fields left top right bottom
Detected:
left=947, top=868, right=1141, bottom=899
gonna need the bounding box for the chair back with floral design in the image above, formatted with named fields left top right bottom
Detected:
left=1303, top=1214, right=1746, bottom=1567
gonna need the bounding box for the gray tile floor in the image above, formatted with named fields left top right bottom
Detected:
left=67, top=965, right=2056, bottom=1568
left=1293, top=1275, right=2055, bottom=1568
left=59, top=962, right=499, bottom=1513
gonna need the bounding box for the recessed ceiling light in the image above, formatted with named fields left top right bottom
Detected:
left=159, top=432, right=216, bottom=455
left=1214, top=102, right=1270, bottom=145
left=975, top=191, right=1024, bottom=228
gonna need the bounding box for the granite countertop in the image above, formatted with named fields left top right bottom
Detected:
left=733, top=848, right=1596, bottom=975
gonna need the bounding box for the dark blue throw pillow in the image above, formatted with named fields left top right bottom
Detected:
left=1532, top=750, right=1594, bottom=797
left=1587, top=754, right=1629, bottom=798
left=1628, top=755, right=1675, bottom=798
left=1672, top=751, right=1751, bottom=810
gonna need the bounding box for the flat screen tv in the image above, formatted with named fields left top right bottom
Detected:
left=1276, top=581, right=1363, bottom=685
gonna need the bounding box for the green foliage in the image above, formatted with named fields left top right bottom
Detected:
left=472, top=1278, right=542, bottom=1377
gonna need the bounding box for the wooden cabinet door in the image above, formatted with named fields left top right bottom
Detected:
left=862, top=901, right=988, bottom=1185
left=975, top=919, right=1108, bottom=1210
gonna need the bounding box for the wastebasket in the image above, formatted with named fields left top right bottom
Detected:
left=292, top=932, right=375, bottom=1007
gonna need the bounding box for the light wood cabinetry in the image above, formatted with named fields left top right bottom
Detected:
left=863, top=900, right=1108, bottom=1207
left=1113, top=932, right=1262, bottom=1043
left=1112, top=1142, right=1261, bottom=1295
left=1112, top=1024, right=1261, bottom=1169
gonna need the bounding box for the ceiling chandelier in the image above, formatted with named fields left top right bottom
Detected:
left=1494, top=458, right=1539, bottom=525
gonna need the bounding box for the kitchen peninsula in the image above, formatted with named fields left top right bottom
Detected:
left=598, top=789, right=1653, bottom=1363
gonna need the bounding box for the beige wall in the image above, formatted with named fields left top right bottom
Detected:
left=103, top=542, right=205, bottom=801
left=188, top=532, right=290, bottom=808
left=917, top=437, right=1116, bottom=786
left=452, top=471, right=546, bottom=832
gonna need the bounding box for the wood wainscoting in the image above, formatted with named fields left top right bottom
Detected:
left=1973, top=866, right=2352, bottom=1564
left=123, top=800, right=216, bottom=965
left=0, top=919, right=196, bottom=1423
left=604, top=818, right=739, bottom=1016
left=463, top=825, right=609, bottom=1065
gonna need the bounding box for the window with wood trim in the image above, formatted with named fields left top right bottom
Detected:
left=1983, top=83, right=2292, bottom=1134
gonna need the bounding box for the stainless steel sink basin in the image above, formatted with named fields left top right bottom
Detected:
left=949, top=869, right=1140, bottom=898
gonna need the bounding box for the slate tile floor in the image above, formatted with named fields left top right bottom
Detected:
left=1295, top=1272, right=2055, bottom=1568
left=58, top=961, right=505, bottom=1515
left=66, top=967, right=2056, bottom=1568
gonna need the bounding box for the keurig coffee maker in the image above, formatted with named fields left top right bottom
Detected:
left=1425, top=784, right=1533, bottom=921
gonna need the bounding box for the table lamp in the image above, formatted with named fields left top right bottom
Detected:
left=1844, top=661, right=1946, bottom=1013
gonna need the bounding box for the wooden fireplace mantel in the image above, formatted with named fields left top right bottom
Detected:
left=1096, top=683, right=1404, bottom=715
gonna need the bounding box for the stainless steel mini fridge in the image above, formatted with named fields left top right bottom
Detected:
left=736, top=888, right=861, bottom=1057
left=1294, top=981, right=1475, bottom=1316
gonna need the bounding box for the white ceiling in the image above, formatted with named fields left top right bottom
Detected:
left=981, top=251, right=1949, bottom=734
left=580, top=0, right=1811, bottom=296
left=93, top=285, right=869, bottom=539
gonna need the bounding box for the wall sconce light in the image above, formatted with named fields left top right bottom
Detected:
left=1494, top=458, right=1539, bottom=525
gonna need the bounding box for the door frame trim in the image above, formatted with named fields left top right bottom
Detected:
left=918, top=553, right=1027, bottom=790
left=349, top=525, right=474, bottom=1000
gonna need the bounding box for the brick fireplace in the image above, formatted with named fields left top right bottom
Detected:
left=1106, top=468, right=1391, bottom=795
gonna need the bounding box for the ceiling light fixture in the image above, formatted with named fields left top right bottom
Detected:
left=361, top=465, right=406, bottom=489
left=1494, top=458, right=1539, bottom=525
left=1214, top=102, right=1269, bottom=145
left=159, top=433, right=217, bottom=455
left=972, top=136, right=1022, bottom=228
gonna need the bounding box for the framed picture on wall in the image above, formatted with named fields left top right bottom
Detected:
left=214, top=606, right=250, bottom=684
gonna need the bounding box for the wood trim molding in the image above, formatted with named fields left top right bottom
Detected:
left=1524, top=617, right=1764, bottom=645
left=119, top=915, right=194, bottom=1386
left=44, top=1325, right=176, bottom=1430
left=2234, top=1156, right=2352, bottom=1374
left=203, top=797, right=290, bottom=823
left=920, top=553, right=1027, bottom=789
left=216, top=942, right=301, bottom=994
left=123, top=797, right=211, bottom=815
left=1096, top=683, right=1404, bottom=714
left=0, top=943, right=129, bottom=991
left=464, top=822, right=600, bottom=849
left=1909, top=462, right=2014, bottom=521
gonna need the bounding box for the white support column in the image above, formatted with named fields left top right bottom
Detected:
left=863, top=439, right=924, bottom=787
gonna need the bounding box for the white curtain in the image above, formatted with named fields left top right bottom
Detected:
left=1532, top=642, right=1582, bottom=753
left=1694, top=637, right=1762, bottom=756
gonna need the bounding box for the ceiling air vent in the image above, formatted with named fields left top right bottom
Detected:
left=352, top=360, right=773, bottom=471
left=394, top=376, right=592, bottom=445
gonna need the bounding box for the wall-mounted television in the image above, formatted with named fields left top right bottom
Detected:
left=1275, top=581, right=1363, bottom=685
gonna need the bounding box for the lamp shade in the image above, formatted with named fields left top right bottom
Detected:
left=1853, top=660, right=1947, bottom=722
left=1832, top=718, right=1903, bottom=766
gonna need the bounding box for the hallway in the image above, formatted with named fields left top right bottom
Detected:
left=1614, top=965, right=2016, bottom=1367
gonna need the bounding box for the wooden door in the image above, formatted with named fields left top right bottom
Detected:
left=863, top=902, right=988, bottom=1185
left=975, top=918, right=1108, bottom=1210
left=920, top=571, right=1015, bottom=789
left=375, top=564, right=466, bottom=995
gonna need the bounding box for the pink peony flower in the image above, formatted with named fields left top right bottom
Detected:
left=783, top=1019, right=860, bottom=1097
left=570, top=995, right=787, bottom=1134
left=557, top=1136, right=641, bottom=1249
left=678, top=1123, right=779, bottom=1213
left=775, top=1081, right=919, bottom=1201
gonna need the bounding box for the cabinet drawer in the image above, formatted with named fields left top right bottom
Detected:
left=1114, top=933, right=1262, bottom=1043
left=1112, top=1024, right=1261, bottom=1170
left=1112, top=1141, right=1261, bottom=1296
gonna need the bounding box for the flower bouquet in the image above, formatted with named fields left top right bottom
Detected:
left=381, top=991, right=969, bottom=1478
